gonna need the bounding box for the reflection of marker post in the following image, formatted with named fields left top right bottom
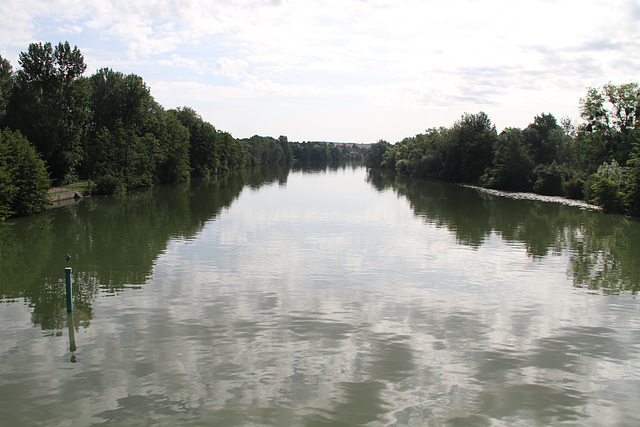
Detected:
left=65, top=267, right=73, bottom=312
left=67, top=313, right=77, bottom=354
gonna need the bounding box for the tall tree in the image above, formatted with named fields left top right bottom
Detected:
left=481, top=128, right=534, bottom=191
left=579, top=82, right=640, bottom=165
left=278, top=135, right=292, bottom=163
left=365, top=140, right=390, bottom=168
left=4, top=42, right=88, bottom=184
left=523, top=113, right=565, bottom=165
left=443, top=112, right=497, bottom=183
left=0, top=56, right=13, bottom=121
left=86, top=68, right=167, bottom=190
left=171, top=107, right=220, bottom=177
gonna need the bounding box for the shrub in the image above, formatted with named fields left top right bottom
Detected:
left=563, top=178, right=584, bottom=199
left=0, top=129, right=51, bottom=219
left=93, top=175, right=126, bottom=195
left=533, top=162, right=565, bottom=196
left=587, top=174, right=624, bottom=213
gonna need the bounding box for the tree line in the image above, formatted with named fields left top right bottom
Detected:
left=0, top=41, right=293, bottom=219
left=290, top=141, right=366, bottom=163
left=365, top=83, right=640, bottom=217
left=3, top=41, right=639, bottom=219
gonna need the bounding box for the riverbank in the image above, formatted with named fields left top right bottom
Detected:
left=47, top=182, right=91, bottom=207
left=462, top=184, right=602, bottom=211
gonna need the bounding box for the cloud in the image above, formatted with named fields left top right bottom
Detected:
left=1, top=0, right=640, bottom=141
left=159, top=54, right=206, bottom=72
left=214, top=57, right=249, bottom=80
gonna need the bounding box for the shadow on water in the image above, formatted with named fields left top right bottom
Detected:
left=0, top=165, right=291, bottom=329
left=367, top=169, right=640, bottom=294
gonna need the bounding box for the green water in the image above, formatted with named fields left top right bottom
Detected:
left=1, top=164, right=640, bottom=426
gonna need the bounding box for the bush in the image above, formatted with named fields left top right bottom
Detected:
left=395, top=159, right=410, bottom=174
left=622, top=156, right=640, bottom=217
left=93, top=175, right=126, bottom=195
left=533, top=162, right=565, bottom=196
left=587, top=174, right=624, bottom=213
left=563, top=178, right=584, bottom=199
left=0, top=129, right=51, bottom=219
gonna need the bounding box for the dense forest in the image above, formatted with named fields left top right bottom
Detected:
left=0, top=42, right=296, bottom=219
left=365, top=84, right=640, bottom=217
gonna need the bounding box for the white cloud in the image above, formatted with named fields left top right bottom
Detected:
left=214, top=57, right=249, bottom=80
left=158, top=54, right=207, bottom=72
left=1, top=0, right=639, bottom=141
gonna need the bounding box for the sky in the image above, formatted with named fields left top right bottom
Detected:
left=1, top=0, right=639, bottom=143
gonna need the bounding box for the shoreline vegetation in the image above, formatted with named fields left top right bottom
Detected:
left=1, top=40, right=640, bottom=219
left=0, top=41, right=366, bottom=220
left=364, top=89, right=640, bottom=218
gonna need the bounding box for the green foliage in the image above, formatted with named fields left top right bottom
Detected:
left=242, top=135, right=288, bottom=167
left=523, top=113, right=560, bottom=165
left=290, top=141, right=366, bottom=163
left=563, top=178, right=584, bottom=200
left=583, top=160, right=626, bottom=213
left=4, top=41, right=640, bottom=218
left=369, top=95, right=640, bottom=216
left=278, top=135, right=293, bottom=162
left=371, top=114, right=497, bottom=184
left=0, top=56, right=13, bottom=121
left=153, top=112, right=191, bottom=184
left=597, top=159, right=624, bottom=183
left=533, top=162, right=566, bottom=196
left=481, top=128, right=534, bottom=191
left=573, top=130, right=608, bottom=174
left=587, top=174, right=623, bottom=213
left=621, top=148, right=640, bottom=217
left=0, top=128, right=51, bottom=219
left=580, top=82, right=640, bottom=166
left=171, top=107, right=247, bottom=176
left=92, top=174, right=126, bottom=195
left=365, top=140, right=391, bottom=168
left=3, top=42, right=88, bottom=184
left=453, top=112, right=497, bottom=183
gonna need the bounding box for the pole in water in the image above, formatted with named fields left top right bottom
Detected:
left=67, top=312, right=77, bottom=360
left=65, top=267, right=73, bottom=312
left=65, top=253, right=73, bottom=312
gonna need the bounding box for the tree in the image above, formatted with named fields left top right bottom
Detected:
left=0, top=56, right=13, bottom=121
left=88, top=68, right=157, bottom=135
left=579, top=82, right=640, bottom=165
left=623, top=146, right=640, bottom=217
left=278, top=135, right=292, bottom=163
left=481, top=128, right=534, bottom=191
left=171, top=106, right=246, bottom=176
left=3, top=42, right=88, bottom=184
left=532, top=161, right=566, bottom=196
left=585, top=161, right=624, bottom=213
left=365, top=140, right=390, bottom=168
left=153, top=112, right=191, bottom=184
left=0, top=129, right=51, bottom=219
left=443, top=112, right=497, bottom=183
left=86, top=68, right=168, bottom=191
left=523, top=113, right=566, bottom=165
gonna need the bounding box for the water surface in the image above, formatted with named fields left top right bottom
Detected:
left=1, top=164, right=640, bottom=426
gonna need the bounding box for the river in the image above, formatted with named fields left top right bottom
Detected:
left=1, top=163, right=640, bottom=426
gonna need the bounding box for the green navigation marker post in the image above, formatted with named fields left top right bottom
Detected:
left=64, top=253, right=73, bottom=312
left=65, top=267, right=73, bottom=312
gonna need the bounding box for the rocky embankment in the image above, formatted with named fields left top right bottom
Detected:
left=462, top=184, right=601, bottom=211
